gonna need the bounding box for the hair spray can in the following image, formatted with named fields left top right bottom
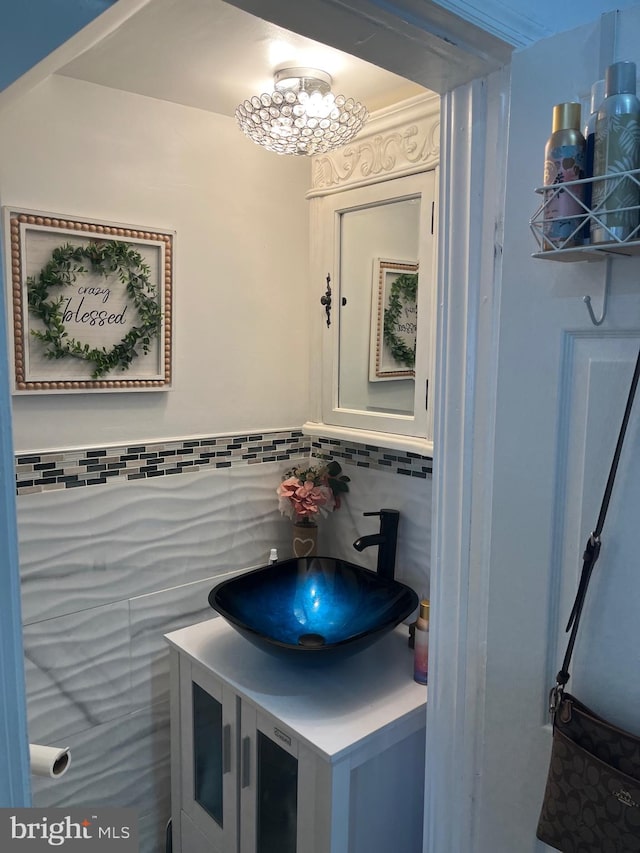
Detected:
left=542, top=102, right=585, bottom=249
left=583, top=79, right=605, bottom=242
left=591, top=61, right=640, bottom=244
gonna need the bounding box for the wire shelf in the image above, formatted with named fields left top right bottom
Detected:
left=530, top=168, right=640, bottom=261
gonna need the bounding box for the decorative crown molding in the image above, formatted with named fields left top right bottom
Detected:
left=307, top=93, right=440, bottom=197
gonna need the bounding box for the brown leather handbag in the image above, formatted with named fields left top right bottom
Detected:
left=536, top=349, right=640, bottom=852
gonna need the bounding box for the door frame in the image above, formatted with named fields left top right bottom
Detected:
left=0, top=235, right=30, bottom=806
left=425, top=71, right=509, bottom=852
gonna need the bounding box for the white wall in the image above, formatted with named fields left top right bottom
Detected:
left=0, top=73, right=311, bottom=451
left=18, top=462, right=291, bottom=850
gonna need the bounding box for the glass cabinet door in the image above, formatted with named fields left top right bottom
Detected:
left=192, top=681, right=224, bottom=826
left=180, top=660, right=237, bottom=853
left=256, top=731, right=298, bottom=853
left=241, top=707, right=311, bottom=853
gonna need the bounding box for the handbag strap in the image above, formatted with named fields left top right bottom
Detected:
left=551, top=345, right=640, bottom=712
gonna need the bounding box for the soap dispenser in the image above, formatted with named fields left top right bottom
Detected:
left=413, top=599, right=429, bottom=685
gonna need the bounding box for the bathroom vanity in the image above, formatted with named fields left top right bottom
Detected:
left=166, top=617, right=427, bottom=853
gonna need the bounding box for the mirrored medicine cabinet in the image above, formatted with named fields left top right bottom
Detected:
left=304, top=94, right=440, bottom=454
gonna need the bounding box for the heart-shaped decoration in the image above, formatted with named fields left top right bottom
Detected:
left=293, top=536, right=315, bottom=558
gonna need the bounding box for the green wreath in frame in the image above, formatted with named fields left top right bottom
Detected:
left=383, top=272, right=418, bottom=369
left=27, top=241, right=162, bottom=379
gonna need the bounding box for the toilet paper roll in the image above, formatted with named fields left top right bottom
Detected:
left=29, top=743, right=71, bottom=778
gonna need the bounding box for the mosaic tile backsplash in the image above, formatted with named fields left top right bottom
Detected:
left=16, top=427, right=432, bottom=853
left=310, top=436, right=433, bottom=478
left=15, top=429, right=432, bottom=494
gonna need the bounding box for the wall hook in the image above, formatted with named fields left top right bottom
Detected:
left=583, top=256, right=612, bottom=327
left=320, top=274, right=332, bottom=327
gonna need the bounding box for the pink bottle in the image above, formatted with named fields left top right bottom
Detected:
left=542, top=102, right=585, bottom=249
left=413, top=600, right=429, bottom=685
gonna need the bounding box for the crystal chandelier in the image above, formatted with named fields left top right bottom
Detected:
left=235, top=67, right=369, bottom=156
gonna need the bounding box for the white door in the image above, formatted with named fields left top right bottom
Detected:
left=430, top=10, right=640, bottom=853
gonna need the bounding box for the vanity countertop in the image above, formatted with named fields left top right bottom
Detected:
left=165, top=616, right=427, bottom=763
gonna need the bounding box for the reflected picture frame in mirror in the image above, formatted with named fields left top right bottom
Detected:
left=369, top=257, right=419, bottom=382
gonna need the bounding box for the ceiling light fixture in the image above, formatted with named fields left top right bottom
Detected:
left=235, top=67, right=369, bottom=156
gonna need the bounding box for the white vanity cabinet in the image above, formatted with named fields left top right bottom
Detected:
left=166, top=617, right=427, bottom=853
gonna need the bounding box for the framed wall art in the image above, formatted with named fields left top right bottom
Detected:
left=4, top=208, right=174, bottom=393
left=369, top=258, right=418, bottom=381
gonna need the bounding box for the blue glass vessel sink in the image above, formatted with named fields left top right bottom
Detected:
left=208, top=556, right=418, bottom=658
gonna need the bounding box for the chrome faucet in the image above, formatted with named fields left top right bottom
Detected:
left=353, top=509, right=400, bottom=580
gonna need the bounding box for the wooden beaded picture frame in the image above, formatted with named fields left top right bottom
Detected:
left=4, top=208, right=173, bottom=393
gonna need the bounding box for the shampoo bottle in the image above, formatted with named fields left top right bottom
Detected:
left=413, top=599, right=429, bottom=685
left=542, top=102, right=585, bottom=249
left=592, top=61, right=640, bottom=244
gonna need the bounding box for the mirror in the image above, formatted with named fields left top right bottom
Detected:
left=338, top=195, right=421, bottom=417
left=318, top=170, right=436, bottom=444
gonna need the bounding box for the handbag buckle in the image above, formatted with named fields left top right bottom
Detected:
left=549, top=684, right=563, bottom=716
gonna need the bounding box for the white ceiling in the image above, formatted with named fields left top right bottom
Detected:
left=58, top=0, right=430, bottom=117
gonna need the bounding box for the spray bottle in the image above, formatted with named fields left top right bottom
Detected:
left=542, top=102, right=585, bottom=249
left=592, top=61, right=640, bottom=244
left=413, top=599, right=429, bottom=685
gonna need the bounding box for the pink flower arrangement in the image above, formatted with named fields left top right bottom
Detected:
left=277, top=460, right=350, bottom=524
